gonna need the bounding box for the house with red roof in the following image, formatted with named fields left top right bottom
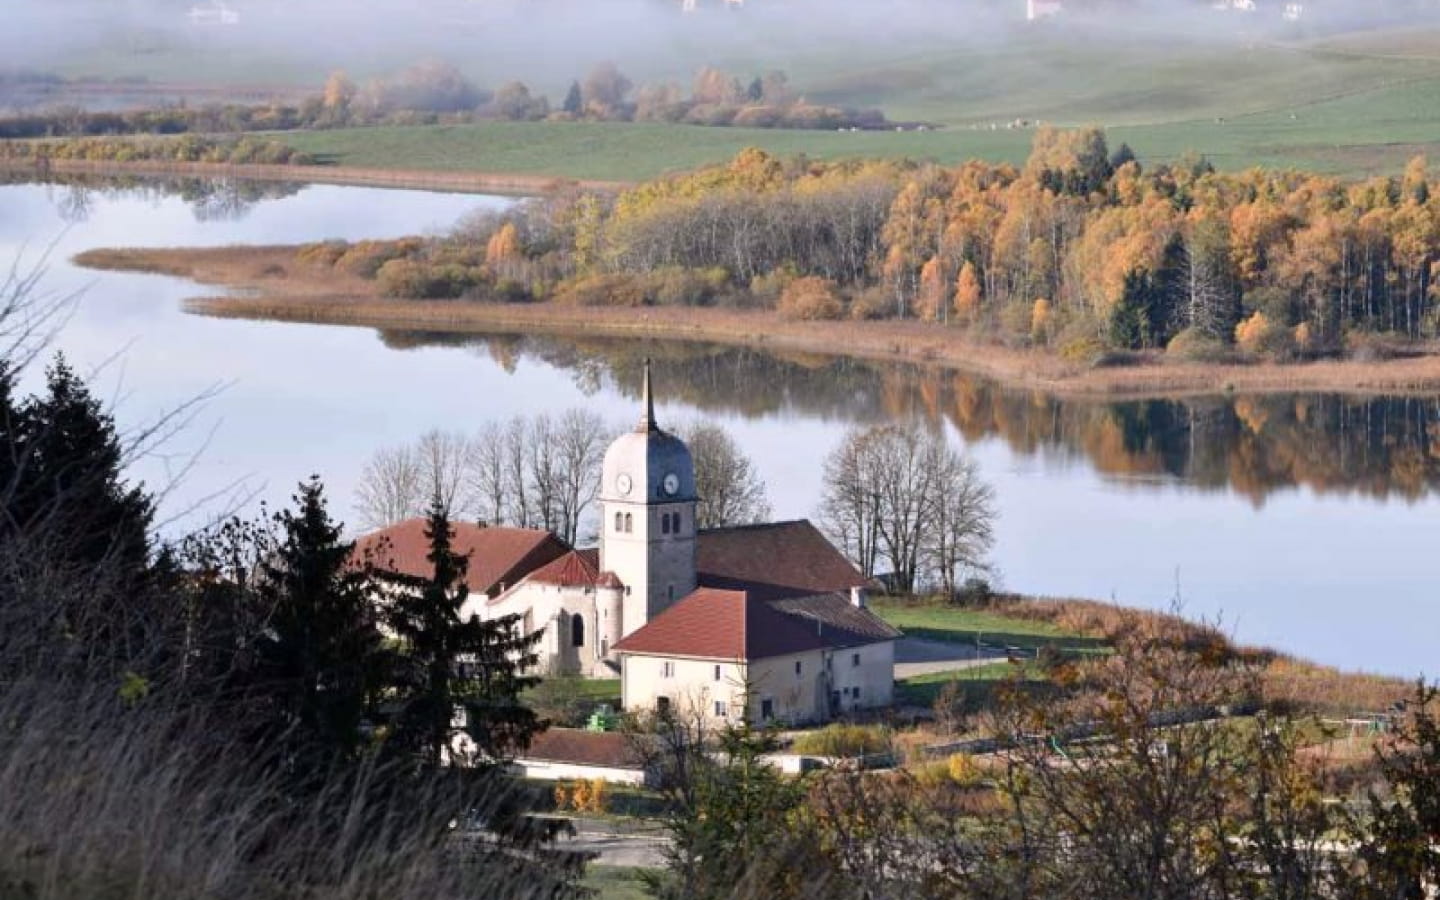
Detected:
left=356, top=362, right=899, bottom=721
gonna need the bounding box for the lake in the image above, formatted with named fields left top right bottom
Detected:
left=0, top=174, right=1433, bottom=678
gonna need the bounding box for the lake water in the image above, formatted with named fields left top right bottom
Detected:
left=0, top=175, right=1434, bottom=678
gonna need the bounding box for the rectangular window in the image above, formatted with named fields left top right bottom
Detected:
left=851, top=652, right=861, bottom=667
left=714, top=700, right=726, bottom=718
left=761, top=698, right=774, bottom=721
left=662, top=661, right=675, bottom=678
left=794, top=660, right=802, bottom=677
left=713, top=664, right=722, bottom=681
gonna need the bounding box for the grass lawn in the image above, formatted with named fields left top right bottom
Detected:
left=894, top=662, right=1014, bottom=708
left=270, top=26, right=1440, bottom=183
left=584, top=866, right=655, bottom=900
left=868, top=597, right=1105, bottom=655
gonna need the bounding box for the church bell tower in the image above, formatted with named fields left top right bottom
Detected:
left=598, top=360, right=698, bottom=637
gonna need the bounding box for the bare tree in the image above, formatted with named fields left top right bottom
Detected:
left=415, top=428, right=474, bottom=518
left=503, top=416, right=531, bottom=528
left=551, top=409, right=606, bottom=545
left=354, top=443, right=423, bottom=531
left=820, top=424, right=995, bottom=594
left=676, top=421, right=771, bottom=529
left=526, top=414, right=560, bottom=534
left=468, top=421, right=509, bottom=527
left=924, top=446, right=997, bottom=597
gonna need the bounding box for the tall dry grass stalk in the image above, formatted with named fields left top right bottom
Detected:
left=0, top=680, right=572, bottom=900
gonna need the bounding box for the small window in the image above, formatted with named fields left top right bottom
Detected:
left=794, top=660, right=802, bottom=677
left=673, top=512, right=682, bottom=534
left=760, top=698, right=774, bottom=721
left=667, top=585, right=674, bottom=601
left=571, top=612, right=585, bottom=647
left=662, top=661, right=675, bottom=678
left=661, top=514, right=671, bottom=535
left=851, top=652, right=861, bottom=667
left=714, top=700, right=727, bottom=718
left=713, top=664, right=722, bottom=681
left=656, top=696, right=671, bottom=716
left=615, top=511, right=623, bottom=532
left=624, top=513, right=633, bottom=533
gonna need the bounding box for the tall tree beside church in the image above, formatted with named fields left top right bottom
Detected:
left=253, top=478, right=384, bottom=782
left=378, top=495, right=545, bottom=768
left=677, top=421, right=771, bottom=529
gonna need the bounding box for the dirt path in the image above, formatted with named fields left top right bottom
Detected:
left=894, top=637, right=1010, bottom=679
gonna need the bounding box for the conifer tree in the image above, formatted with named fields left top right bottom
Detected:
left=561, top=80, right=583, bottom=116
left=254, top=477, right=383, bottom=781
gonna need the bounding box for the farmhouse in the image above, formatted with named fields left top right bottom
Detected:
left=358, top=362, right=899, bottom=725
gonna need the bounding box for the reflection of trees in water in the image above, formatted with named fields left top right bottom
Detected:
left=5, top=173, right=303, bottom=224
left=378, top=329, right=1440, bottom=502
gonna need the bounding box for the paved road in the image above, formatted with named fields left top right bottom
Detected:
left=560, top=826, right=669, bottom=867
left=893, top=636, right=1010, bottom=679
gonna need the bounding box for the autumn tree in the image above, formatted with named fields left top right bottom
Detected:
left=954, top=260, right=982, bottom=322
left=580, top=62, right=632, bottom=119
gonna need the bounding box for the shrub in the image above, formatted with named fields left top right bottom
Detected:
left=552, top=273, right=648, bottom=307
left=296, top=240, right=347, bottom=268
left=778, top=276, right=843, bottom=321
left=1058, top=334, right=1106, bottom=365
left=649, top=266, right=727, bottom=306
left=336, top=239, right=420, bottom=278
left=848, top=285, right=894, bottom=320
left=375, top=259, right=481, bottom=299
left=749, top=266, right=796, bottom=307
left=1030, top=297, right=1053, bottom=344
left=791, top=723, right=890, bottom=757
left=1166, top=326, right=1232, bottom=362
left=1235, top=311, right=1297, bottom=359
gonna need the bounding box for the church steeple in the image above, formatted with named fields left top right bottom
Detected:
left=637, top=357, right=657, bottom=433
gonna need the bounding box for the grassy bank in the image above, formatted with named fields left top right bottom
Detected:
left=72, top=244, right=1440, bottom=400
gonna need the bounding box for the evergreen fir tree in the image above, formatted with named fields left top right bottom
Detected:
left=562, top=80, right=583, bottom=116
left=9, top=354, right=152, bottom=579
left=254, top=477, right=383, bottom=782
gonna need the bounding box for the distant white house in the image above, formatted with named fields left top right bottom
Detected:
left=187, top=1, right=239, bottom=26
left=1283, top=2, right=1304, bottom=21
left=1027, top=0, right=1063, bottom=21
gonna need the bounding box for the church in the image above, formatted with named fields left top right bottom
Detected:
left=357, top=363, right=899, bottom=726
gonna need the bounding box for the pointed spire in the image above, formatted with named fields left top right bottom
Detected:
left=637, top=357, right=657, bottom=432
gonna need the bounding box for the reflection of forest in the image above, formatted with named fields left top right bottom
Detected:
left=382, top=329, right=1440, bottom=503
left=2, top=173, right=302, bottom=223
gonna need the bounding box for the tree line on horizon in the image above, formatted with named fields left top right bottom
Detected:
left=0, top=59, right=890, bottom=142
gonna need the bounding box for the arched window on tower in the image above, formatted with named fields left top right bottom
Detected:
left=624, top=513, right=633, bottom=533
left=571, top=612, right=585, bottom=647
left=661, top=512, right=671, bottom=535
left=615, top=511, right=623, bottom=532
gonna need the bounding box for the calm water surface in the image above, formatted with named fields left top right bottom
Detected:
left=1, top=176, right=1434, bottom=678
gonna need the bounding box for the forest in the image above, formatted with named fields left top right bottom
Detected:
left=288, top=128, right=1440, bottom=362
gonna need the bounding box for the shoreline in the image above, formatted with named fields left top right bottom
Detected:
left=0, top=157, right=630, bottom=196
left=73, top=244, right=1440, bottom=401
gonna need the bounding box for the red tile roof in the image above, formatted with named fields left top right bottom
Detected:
left=526, top=550, right=602, bottom=588
left=613, top=587, right=831, bottom=661
left=696, top=520, right=866, bottom=602
left=520, top=729, right=647, bottom=769
left=354, top=519, right=569, bottom=597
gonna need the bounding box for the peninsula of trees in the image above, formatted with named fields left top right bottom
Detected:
left=101, top=128, right=1439, bottom=376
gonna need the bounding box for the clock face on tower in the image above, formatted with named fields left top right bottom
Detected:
left=616, top=473, right=633, bottom=495
left=662, top=472, right=680, bottom=496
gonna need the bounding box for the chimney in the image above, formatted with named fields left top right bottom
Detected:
left=850, top=586, right=866, bottom=609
